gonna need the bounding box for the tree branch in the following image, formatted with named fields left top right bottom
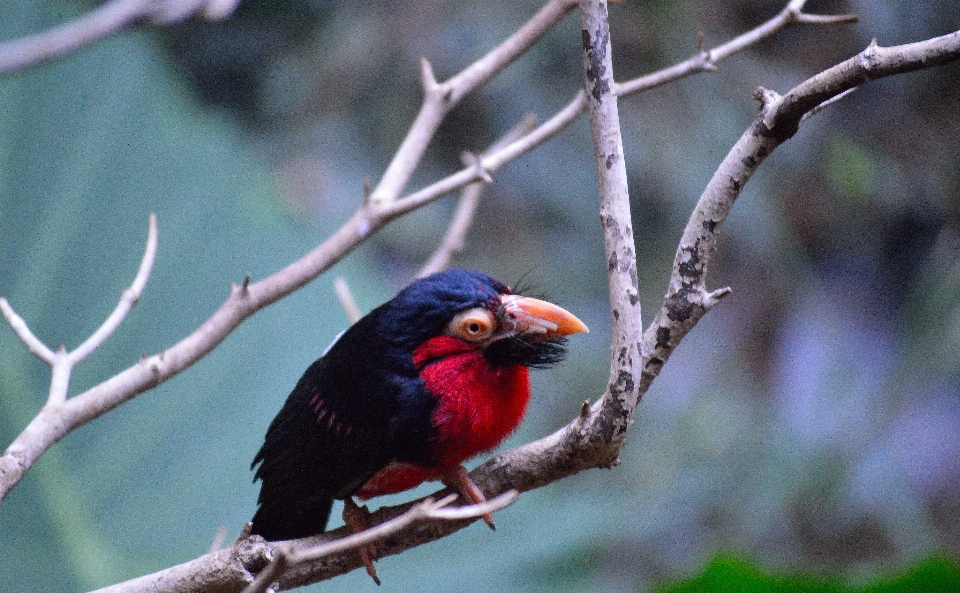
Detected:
left=0, top=214, right=158, bottom=498
left=369, top=0, right=579, bottom=207
left=0, top=0, right=239, bottom=76
left=637, top=29, right=960, bottom=394
left=240, top=492, right=519, bottom=593
left=382, top=0, right=856, bottom=220
left=69, top=213, right=158, bottom=366
left=578, top=0, right=642, bottom=452
left=417, top=114, right=540, bottom=278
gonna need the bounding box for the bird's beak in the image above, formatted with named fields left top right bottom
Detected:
left=500, top=294, right=589, bottom=340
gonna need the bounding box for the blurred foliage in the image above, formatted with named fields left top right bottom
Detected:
left=1, top=0, right=959, bottom=592
left=656, top=554, right=960, bottom=593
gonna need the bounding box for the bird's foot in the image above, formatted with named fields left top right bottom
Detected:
left=342, top=498, right=381, bottom=585
left=441, top=465, right=496, bottom=530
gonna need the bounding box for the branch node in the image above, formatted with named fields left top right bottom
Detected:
left=859, top=38, right=882, bottom=70
left=753, top=86, right=783, bottom=121
left=461, top=151, right=493, bottom=183
left=784, top=4, right=802, bottom=24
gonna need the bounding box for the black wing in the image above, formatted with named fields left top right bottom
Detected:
left=250, top=355, right=397, bottom=541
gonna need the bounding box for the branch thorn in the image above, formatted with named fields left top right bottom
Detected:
left=363, top=179, right=373, bottom=204
left=580, top=399, right=591, bottom=420
left=419, top=57, right=439, bottom=91
left=704, top=286, right=733, bottom=309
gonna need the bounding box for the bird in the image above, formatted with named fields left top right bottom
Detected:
left=250, top=269, right=587, bottom=582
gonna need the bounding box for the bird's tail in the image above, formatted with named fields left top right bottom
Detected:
left=250, top=491, right=333, bottom=541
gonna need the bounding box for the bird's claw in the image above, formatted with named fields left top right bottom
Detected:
left=441, top=465, right=496, bottom=529
left=342, top=498, right=381, bottom=585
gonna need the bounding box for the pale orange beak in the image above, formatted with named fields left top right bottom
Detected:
left=500, top=294, right=589, bottom=340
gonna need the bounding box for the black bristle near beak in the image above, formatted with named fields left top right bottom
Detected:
left=483, top=335, right=568, bottom=368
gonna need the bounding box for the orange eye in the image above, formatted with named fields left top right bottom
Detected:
left=446, top=308, right=496, bottom=342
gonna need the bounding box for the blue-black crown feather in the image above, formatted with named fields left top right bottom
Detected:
left=376, top=269, right=508, bottom=350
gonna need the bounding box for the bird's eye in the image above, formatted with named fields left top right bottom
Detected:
left=446, top=308, right=496, bottom=342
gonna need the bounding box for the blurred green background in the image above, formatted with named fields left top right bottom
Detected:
left=1, top=0, right=959, bottom=591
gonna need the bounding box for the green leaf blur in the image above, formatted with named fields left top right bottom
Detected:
left=656, top=555, right=960, bottom=593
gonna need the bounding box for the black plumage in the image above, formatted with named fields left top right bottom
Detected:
left=249, top=269, right=579, bottom=541
left=250, top=270, right=504, bottom=540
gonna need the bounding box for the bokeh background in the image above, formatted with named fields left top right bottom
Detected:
left=1, top=0, right=959, bottom=591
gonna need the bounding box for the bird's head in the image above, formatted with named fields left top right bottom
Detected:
left=374, top=269, right=588, bottom=370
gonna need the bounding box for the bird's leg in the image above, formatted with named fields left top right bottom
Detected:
left=441, top=464, right=496, bottom=530
left=342, top=497, right=381, bottom=585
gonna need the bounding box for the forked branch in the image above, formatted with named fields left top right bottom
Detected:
left=0, top=214, right=157, bottom=495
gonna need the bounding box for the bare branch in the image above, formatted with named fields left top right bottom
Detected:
left=794, top=12, right=858, bottom=26
left=0, top=298, right=56, bottom=364
left=417, top=115, right=539, bottom=278
left=241, top=492, right=518, bottom=593
left=616, top=0, right=856, bottom=96
left=800, top=86, right=859, bottom=123
left=579, top=0, right=643, bottom=443
left=369, top=0, right=578, bottom=206
left=69, top=213, right=158, bottom=365
left=710, top=0, right=856, bottom=63
left=389, top=1, right=857, bottom=219
left=0, top=0, right=239, bottom=76
left=638, top=30, right=960, bottom=394
left=333, top=277, right=363, bottom=325
left=417, top=185, right=484, bottom=279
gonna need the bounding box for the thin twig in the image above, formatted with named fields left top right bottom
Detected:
left=369, top=0, right=578, bottom=206
left=416, top=115, right=540, bottom=278
left=800, top=86, right=859, bottom=123
left=69, top=213, right=158, bottom=365
left=388, top=1, right=857, bottom=219
left=0, top=0, right=239, bottom=76
left=208, top=526, right=228, bottom=554
left=0, top=298, right=56, bottom=364
left=333, top=277, right=363, bottom=324
left=417, top=185, right=483, bottom=279
left=242, top=492, right=518, bottom=593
